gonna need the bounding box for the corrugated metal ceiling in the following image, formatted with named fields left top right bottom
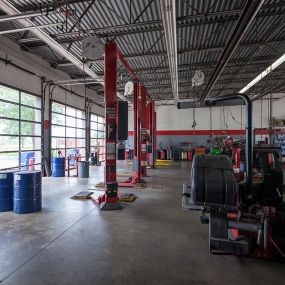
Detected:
left=0, top=0, right=285, bottom=103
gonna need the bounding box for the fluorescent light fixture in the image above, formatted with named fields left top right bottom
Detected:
left=160, top=0, right=179, bottom=105
left=239, top=53, right=285, bottom=93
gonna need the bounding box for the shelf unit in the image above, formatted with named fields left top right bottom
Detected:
left=272, top=129, right=285, bottom=157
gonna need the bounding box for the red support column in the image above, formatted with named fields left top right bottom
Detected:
left=146, top=102, right=151, bottom=167
left=153, top=108, right=157, bottom=166
left=136, top=83, right=142, bottom=179
left=146, top=100, right=156, bottom=168
left=140, top=85, right=147, bottom=176
left=133, top=81, right=138, bottom=171
left=99, top=41, right=121, bottom=210
left=118, top=81, right=145, bottom=187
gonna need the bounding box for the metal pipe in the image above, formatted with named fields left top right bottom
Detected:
left=0, top=10, right=57, bottom=22
left=0, top=22, right=63, bottom=35
left=264, top=217, right=268, bottom=257
left=117, top=50, right=138, bottom=81
left=269, top=94, right=273, bottom=144
left=210, top=94, right=253, bottom=194
left=54, top=78, right=103, bottom=84
left=228, top=221, right=261, bottom=232
left=53, top=78, right=104, bottom=86
left=200, top=0, right=265, bottom=101
left=55, top=82, right=101, bottom=86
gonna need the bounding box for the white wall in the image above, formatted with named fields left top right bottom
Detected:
left=128, top=94, right=285, bottom=131
left=155, top=98, right=276, bottom=131
left=272, top=95, right=285, bottom=119
left=0, top=35, right=104, bottom=116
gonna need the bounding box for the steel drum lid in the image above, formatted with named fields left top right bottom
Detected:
left=0, top=170, right=15, bottom=185
left=14, top=171, right=42, bottom=187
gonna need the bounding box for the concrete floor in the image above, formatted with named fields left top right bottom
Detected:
left=0, top=161, right=284, bottom=285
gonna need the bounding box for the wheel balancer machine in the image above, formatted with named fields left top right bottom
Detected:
left=181, top=94, right=285, bottom=260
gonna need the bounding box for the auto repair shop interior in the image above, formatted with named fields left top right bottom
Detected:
left=0, top=0, right=285, bottom=284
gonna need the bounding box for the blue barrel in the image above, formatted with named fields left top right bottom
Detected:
left=52, top=157, right=65, bottom=177
left=0, top=170, right=15, bottom=212
left=13, top=171, right=42, bottom=214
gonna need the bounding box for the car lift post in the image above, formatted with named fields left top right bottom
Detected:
left=140, top=84, right=147, bottom=177
left=118, top=81, right=145, bottom=186
left=153, top=105, right=157, bottom=167
left=146, top=100, right=156, bottom=168
left=97, top=41, right=122, bottom=210
left=117, top=53, right=147, bottom=187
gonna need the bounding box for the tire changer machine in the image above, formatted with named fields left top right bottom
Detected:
left=181, top=94, right=285, bottom=260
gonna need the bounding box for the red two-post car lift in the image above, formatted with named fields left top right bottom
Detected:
left=96, top=41, right=156, bottom=210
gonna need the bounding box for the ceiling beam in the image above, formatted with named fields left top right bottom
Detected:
left=251, top=81, right=285, bottom=101
left=0, top=22, right=64, bottom=35
left=17, top=0, right=93, bottom=12
left=16, top=11, right=239, bottom=45
left=0, top=9, right=58, bottom=22
left=56, top=39, right=283, bottom=67
left=85, top=56, right=277, bottom=76
left=17, top=3, right=285, bottom=46
left=200, top=0, right=265, bottom=101
left=0, top=0, right=125, bottom=101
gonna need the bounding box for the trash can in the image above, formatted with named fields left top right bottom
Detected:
left=78, top=161, right=90, bottom=178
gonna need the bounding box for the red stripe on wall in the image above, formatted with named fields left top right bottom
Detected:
left=128, top=129, right=271, bottom=136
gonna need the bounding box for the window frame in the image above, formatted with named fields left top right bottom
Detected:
left=0, top=83, right=43, bottom=171
left=51, top=101, right=86, bottom=160
left=90, top=113, right=105, bottom=162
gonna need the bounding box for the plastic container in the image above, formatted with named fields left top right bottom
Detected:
left=160, top=150, right=166, bottom=160
left=78, top=161, right=90, bottom=178
left=187, top=151, right=193, bottom=161
left=13, top=171, right=42, bottom=214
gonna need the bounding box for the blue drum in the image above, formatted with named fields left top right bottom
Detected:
left=52, top=157, right=65, bottom=177
left=0, top=170, right=15, bottom=212
left=13, top=171, right=42, bottom=214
